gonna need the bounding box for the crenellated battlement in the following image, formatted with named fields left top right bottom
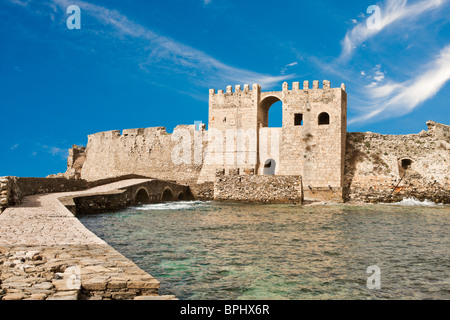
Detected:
left=209, top=80, right=345, bottom=96
left=209, top=83, right=257, bottom=95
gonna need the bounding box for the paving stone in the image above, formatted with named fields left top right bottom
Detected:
left=111, top=292, right=136, bottom=300
left=81, top=278, right=108, bottom=291
left=33, top=282, right=54, bottom=290
left=127, top=279, right=160, bottom=290
left=25, top=293, right=47, bottom=300
left=47, top=291, right=78, bottom=300
left=0, top=180, right=175, bottom=300
left=2, top=293, right=26, bottom=300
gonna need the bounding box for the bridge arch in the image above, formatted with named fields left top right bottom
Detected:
left=135, top=188, right=150, bottom=205
left=161, top=187, right=174, bottom=202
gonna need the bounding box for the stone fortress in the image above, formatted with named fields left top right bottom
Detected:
left=52, top=80, right=449, bottom=205
left=0, top=80, right=449, bottom=300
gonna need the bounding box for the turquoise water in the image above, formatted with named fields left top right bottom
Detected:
left=79, top=200, right=450, bottom=300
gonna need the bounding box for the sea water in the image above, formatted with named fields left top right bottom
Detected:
left=79, top=199, right=450, bottom=300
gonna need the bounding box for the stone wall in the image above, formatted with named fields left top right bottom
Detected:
left=187, top=182, right=214, bottom=201
left=0, top=174, right=194, bottom=212
left=303, top=187, right=345, bottom=203
left=198, top=81, right=347, bottom=198
left=48, top=145, right=86, bottom=180
left=65, top=180, right=192, bottom=215
left=0, top=177, right=89, bottom=211
left=344, top=121, right=450, bottom=203
left=80, top=125, right=208, bottom=184
left=214, top=170, right=303, bottom=204
left=0, top=178, right=10, bottom=212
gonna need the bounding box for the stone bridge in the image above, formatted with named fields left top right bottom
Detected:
left=59, top=179, right=193, bottom=215
left=0, top=179, right=187, bottom=300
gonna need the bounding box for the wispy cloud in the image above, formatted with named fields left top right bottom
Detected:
left=280, top=62, right=298, bottom=75
left=364, top=64, right=385, bottom=88
left=9, top=0, right=31, bottom=7
left=38, top=0, right=292, bottom=88
left=340, top=0, right=446, bottom=61
left=40, top=144, right=69, bottom=159
left=349, top=44, right=450, bottom=124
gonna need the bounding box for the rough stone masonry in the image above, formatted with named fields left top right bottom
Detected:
left=63, top=81, right=449, bottom=204
left=0, top=180, right=179, bottom=300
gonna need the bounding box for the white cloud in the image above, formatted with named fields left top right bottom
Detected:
left=280, top=61, right=298, bottom=74
left=9, top=0, right=31, bottom=7
left=371, top=64, right=385, bottom=84
left=349, top=44, right=450, bottom=124
left=41, top=144, right=69, bottom=159
left=203, top=0, right=212, bottom=5
left=340, top=0, right=446, bottom=61
left=46, top=0, right=291, bottom=88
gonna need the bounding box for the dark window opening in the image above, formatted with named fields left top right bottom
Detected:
left=294, top=113, right=303, bottom=126
left=401, top=159, right=412, bottom=170
left=318, top=112, right=330, bottom=125
left=263, top=159, right=276, bottom=175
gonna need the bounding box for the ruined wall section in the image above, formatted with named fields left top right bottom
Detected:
left=345, top=121, right=450, bottom=203
left=81, top=125, right=207, bottom=184
left=65, top=145, right=86, bottom=179
left=214, top=169, right=303, bottom=204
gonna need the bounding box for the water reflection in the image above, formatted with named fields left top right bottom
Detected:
left=79, top=202, right=450, bottom=300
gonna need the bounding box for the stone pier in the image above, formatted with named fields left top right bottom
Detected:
left=0, top=179, right=179, bottom=300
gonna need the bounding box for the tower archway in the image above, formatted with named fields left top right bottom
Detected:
left=259, top=95, right=282, bottom=128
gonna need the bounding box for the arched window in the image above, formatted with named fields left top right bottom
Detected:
left=263, top=159, right=276, bottom=175
left=318, top=112, right=330, bottom=125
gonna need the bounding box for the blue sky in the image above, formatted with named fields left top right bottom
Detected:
left=1, top=0, right=449, bottom=177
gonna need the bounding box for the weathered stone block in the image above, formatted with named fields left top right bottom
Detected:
left=127, top=278, right=160, bottom=290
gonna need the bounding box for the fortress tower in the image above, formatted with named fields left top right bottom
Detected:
left=198, top=80, right=347, bottom=201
